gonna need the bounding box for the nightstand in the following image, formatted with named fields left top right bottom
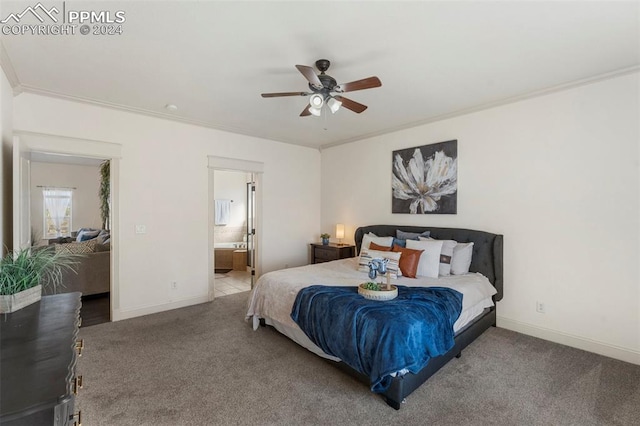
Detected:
left=310, top=243, right=356, bottom=264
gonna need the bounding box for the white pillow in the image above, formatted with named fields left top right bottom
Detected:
left=357, top=248, right=401, bottom=279
left=420, top=237, right=457, bottom=276
left=406, top=239, right=443, bottom=278
left=451, top=242, right=474, bottom=275
left=360, top=232, right=394, bottom=253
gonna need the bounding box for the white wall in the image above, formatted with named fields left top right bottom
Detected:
left=321, top=72, right=640, bottom=364
left=13, top=93, right=321, bottom=320
left=30, top=162, right=102, bottom=241
left=214, top=170, right=248, bottom=228
left=0, top=68, right=13, bottom=255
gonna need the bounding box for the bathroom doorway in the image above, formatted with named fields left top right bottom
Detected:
left=212, top=170, right=252, bottom=296
left=208, top=156, right=263, bottom=299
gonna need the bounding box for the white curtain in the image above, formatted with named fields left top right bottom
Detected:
left=44, top=188, right=72, bottom=237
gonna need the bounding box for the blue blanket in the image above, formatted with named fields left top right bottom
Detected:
left=291, top=285, right=463, bottom=392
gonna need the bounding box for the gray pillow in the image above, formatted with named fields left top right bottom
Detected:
left=396, top=230, right=431, bottom=241
left=96, top=230, right=110, bottom=244
left=94, top=242, right=111, bottom=252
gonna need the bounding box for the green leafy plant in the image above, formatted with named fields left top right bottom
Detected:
left=320, top=233, right=330, bottom=239
left=0, top=248, right=79, bottom=296
left=99, top=160, right=110, bottom=230
left=361, top=282, right=381, bottom=291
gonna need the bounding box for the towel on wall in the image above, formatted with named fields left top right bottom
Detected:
left=215, top=199, right=231, bottom=225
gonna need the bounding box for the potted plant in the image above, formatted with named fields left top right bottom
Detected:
left=320, top=233, right=330, bottom=245
left=358, top=281, right=398, bottom=301
left=99, top=160, right=110, bottom=230
left=0, top=247, right=79, bottom=313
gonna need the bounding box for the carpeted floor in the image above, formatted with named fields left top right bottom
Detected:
left=77, top=292, right=640, bottom=425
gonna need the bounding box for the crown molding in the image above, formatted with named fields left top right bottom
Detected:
left=319, top=65, right=640, bottom=150
left=11, top=64, right=639, bottom=152
left=17, top=84, right=321, bottom=149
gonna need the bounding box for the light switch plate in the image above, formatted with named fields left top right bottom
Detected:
left=135, top=224, right=146, bottom=234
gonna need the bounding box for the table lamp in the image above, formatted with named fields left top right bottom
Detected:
left=336, top=223, right=345, bottom=246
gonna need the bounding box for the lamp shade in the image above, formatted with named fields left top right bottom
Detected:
left=336, top=224, right=345, bottom=240
left=309, top=107, right=322, bottom=116
left=327, top=97, right=342, bottom=114
left=308, top=94, right=324, bottom=116
left=309, top=94, right=324, bottom=108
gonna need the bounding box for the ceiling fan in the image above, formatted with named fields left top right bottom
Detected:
left=261, top=59, right=382, bottom=117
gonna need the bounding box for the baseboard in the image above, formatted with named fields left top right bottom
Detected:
left=112, top=294, right=209, bottom=321
left=497, top=316, right=640, bottom=365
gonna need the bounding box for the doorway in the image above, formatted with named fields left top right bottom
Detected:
left=208, top=156, right=263, bottom=299
left=13, top=131, right=121, bottom=325
left=212, top=170, right=251, bottom=296
left=30, top=153, right=111, bottom=326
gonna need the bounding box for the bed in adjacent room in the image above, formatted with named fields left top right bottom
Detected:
left=246, top=225, right=503, bottom=409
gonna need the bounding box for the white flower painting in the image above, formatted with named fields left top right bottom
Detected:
left=392, top=140, right=458, bottom=214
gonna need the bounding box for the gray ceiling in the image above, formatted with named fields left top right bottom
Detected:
left=2, top=1, right=639, bottom=149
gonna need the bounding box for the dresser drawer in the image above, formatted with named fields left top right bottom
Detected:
left=1, top=293, right=82, bottom=426
left=314, top=247, right=339, bottom=262
left=310, top=243, right=356, bottom=264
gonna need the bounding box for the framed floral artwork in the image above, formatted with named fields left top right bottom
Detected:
left=392, top=140, right=457, bottom=214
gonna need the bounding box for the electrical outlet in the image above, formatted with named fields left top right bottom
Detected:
left=536, top=301, right=546, bottom=313
left=171, top=281, right=178, bottom=290
left=135, top=224, right=147, bottom=234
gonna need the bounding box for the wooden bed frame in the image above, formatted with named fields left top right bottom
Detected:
left=334, top=225, right=505, bottom=409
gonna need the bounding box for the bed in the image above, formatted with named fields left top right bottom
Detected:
left=246, top=225, right=503, bottom=409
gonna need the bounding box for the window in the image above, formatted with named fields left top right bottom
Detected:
left=43, top=188, right=73, bottom=238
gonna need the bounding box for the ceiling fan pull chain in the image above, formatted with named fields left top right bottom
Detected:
left=323, top=105, right=328, bottom=130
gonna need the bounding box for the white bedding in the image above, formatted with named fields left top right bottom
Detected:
left=246, top=258, right=497, bottom=361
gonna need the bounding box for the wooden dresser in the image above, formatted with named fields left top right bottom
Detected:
left=0, top=292, right=83, bottom=425
left=310, top=243, right=356, bottom=264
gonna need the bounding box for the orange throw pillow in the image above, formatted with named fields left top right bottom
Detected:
left=369, top=242, right=392, bottom=251
left=392, top=245, right=424, bottom=278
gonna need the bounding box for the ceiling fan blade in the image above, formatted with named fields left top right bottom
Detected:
left=300, top=105, right=312, bottom=117
left=334, top=95, right=368, bottom=113
left=261, top=92, right=308, bottom=98
left=337, top=76, right=382, bottom=93
left=295, top=65, right=323, bottom=88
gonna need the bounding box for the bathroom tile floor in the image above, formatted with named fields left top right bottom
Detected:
left=214, top=270, right=252, bottom=297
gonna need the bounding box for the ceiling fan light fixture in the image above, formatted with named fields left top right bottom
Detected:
left=309, top=106, right=322, bottom=117
left=262, top=59, right=381, bottom=118
left=327, top=97, right=342, bottom=114
left=309, top=94, right=324, bottom=109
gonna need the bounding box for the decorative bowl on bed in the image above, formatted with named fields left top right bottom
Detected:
left=358, top=282, right=398, bottom=301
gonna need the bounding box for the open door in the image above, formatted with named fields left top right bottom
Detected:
left=12, top=136, right=31, bottom=251
left=208, top=156, right=263, bottom=299
left=246, top=178, right=256, bottom=288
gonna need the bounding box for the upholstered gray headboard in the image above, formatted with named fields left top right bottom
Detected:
left=354, top=225, right=503, bottom=302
